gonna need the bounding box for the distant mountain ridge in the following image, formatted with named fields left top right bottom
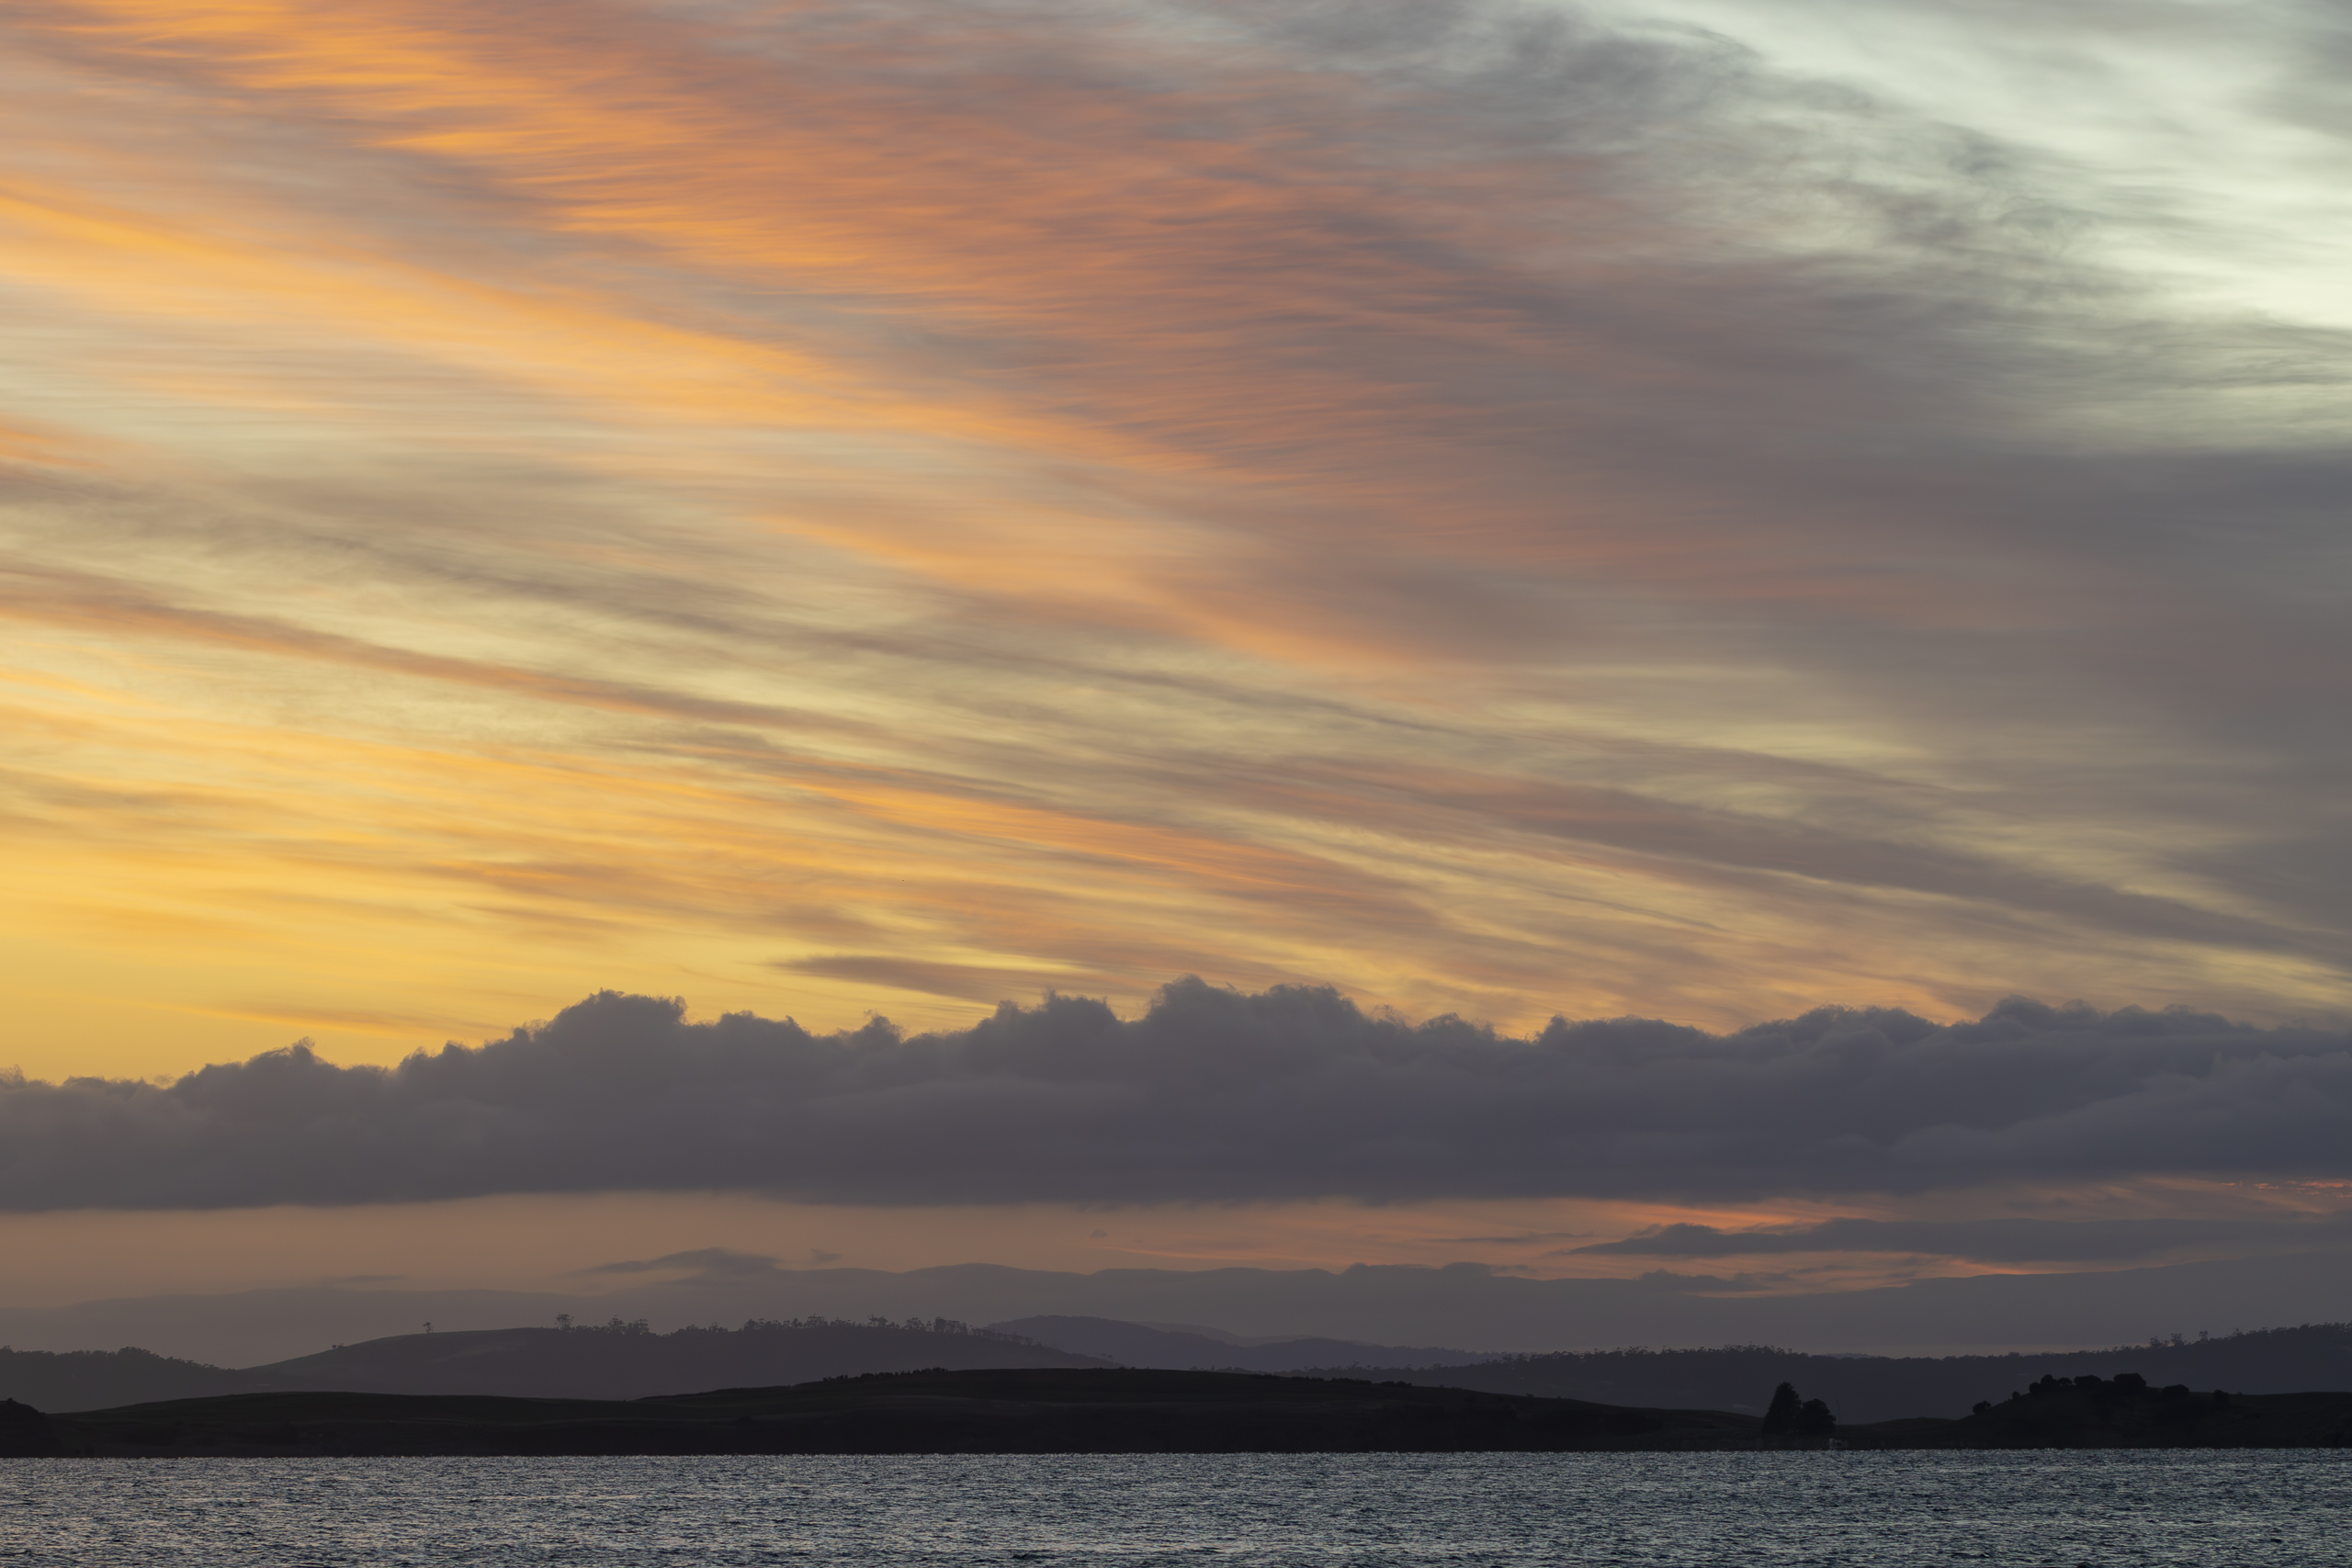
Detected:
left=989, top=1315, right=1497, bottom=1372
left=250, top=1316, right=1110, bottom=1401
left=8, top=1248, right=2352, bottom=1369
left=12, top=1314, right=2350, bottom=1421
left=2, top=1317, right=1107, bottom=1410
left=0, top=1313, right=1499, bottom=1409
left=0, top=1346, right=293, bottom=1412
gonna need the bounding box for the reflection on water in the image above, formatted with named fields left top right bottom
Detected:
left=4, top=1450, right=2345, bottom=1564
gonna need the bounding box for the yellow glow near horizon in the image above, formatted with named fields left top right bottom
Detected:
left=3, top=0, right=2347, bottom=1100
left=0, top=1183, right=2311, bottom=1314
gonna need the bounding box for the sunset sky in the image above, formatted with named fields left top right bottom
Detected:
left=4, top=0, right=2349, bottom=1333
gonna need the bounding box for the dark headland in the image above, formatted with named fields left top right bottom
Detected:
left=6, top=1368, right=2349, bottom=1457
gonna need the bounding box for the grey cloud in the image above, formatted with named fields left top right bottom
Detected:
left=2172, top=830, right=2352, bottom=933
left=1631, top=1270, right=1777, bottom=1293
left=2265, top=0, right=2352, bottom=138
left=1573, top=1215, right=2352, bottom=1264
left=3, top=981, right=2349, bottom=1211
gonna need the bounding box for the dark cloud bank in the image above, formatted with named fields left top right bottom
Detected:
left=4, top=982, right=2350, bottom=1211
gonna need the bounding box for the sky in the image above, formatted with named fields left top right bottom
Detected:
left=3, top=0, right=2349, bottom=1340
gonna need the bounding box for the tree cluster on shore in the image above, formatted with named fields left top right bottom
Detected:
left=1758, top=1382, right=1837, bottom=1437
left=1971, top=1371, right=2237, bottom=1417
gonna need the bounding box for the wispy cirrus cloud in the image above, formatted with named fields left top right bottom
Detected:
left=0, top=0, right=2346, bottom=1087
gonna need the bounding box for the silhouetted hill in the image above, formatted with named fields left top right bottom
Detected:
left=1313, top=1322, right=2352, bottom=1423
left=246, top=1316, right=1110, bottom=1399
left=990, top=1315, right=1497, bottom=1372
left=31, top=1368, right=1758, bottom=1455
left=0, top=1398, right=64, bottom=1457
left=0, top=1346, right=288, bottom=1412
left=24, top=1367, right=2349, bottom=1455
left=1863, top=1379, right=2352, bottom=1450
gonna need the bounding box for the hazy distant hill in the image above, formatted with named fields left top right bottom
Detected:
left=245, top=1316, right=1111, bottom=1400
left=8, top=1249, right=2352, bottom=1368
left=15, top=1315, right=2352, bottom=1420
left=992, top=1315, right=1497, bottom=1372
left=0, top=1346, right=288, bottom=1412
left=4, top=1318, right=1108, bottom=1410
left=1314, top=1322, right=2352, bottom=1424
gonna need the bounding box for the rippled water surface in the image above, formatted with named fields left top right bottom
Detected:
left=4, top=1451, right=2345, bottom=1565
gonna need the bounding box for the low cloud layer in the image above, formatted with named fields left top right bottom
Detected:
left=4, top=983, right=2348, bottom=1211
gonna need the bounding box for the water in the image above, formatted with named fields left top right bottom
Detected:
left=3, top=1451, right=2344, bottom=1565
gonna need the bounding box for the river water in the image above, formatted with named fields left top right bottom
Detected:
left=3, top=1450, right=2344, bottom=1564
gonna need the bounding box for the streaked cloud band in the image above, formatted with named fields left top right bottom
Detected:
left=0, top=0, right=2346, bottom=1080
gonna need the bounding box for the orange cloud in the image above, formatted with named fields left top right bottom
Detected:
left=0, top=0, right=2345, bottom=1098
